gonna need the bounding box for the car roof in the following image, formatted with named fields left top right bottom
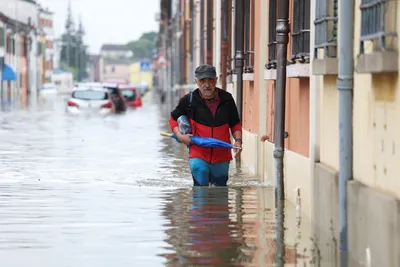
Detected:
left=118, top=85, right=137, bottom=90
left=102, top=82, right=120, bottom=88
left=72, top=86, right=109, bottom=92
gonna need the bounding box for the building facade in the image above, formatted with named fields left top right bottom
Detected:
left=0, top=0, right=40, bottom=107
left=38, top=6, right=54, bottom=84
left=156, top=0, right=400, bottom=265
left=99, top=44, right=133, bottom=83
left=129, top=61, right=153, bottom=89
left=0, top=0, right=53, bottom=106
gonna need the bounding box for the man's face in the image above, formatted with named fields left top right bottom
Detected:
left=196, top=77, right=218, bottom=99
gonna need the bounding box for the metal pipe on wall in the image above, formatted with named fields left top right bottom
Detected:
left=234, top=0, right=244, bottom=121
left=273, top=0, right=290, bottom=201
left=337, top=0, right=355, bottom=266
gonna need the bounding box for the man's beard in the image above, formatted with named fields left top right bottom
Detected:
left=202, top=88, right=215, bottom=98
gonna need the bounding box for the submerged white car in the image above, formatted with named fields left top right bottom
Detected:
left=65, top=87, right=115, bottom=116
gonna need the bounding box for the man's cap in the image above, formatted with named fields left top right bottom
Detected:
left=195, top=64, right=217, bottom=80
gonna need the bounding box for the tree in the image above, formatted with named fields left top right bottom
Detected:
left=59, top=1, right=88, bottom=81
left=126, top=31, right=157, bottom=60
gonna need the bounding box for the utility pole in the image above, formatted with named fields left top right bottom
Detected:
left=273, top=0, right=290, bottom=201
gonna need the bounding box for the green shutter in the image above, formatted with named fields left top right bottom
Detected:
left=0, top=27, right=4, bottom=47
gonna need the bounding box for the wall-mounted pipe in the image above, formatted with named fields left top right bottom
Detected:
left=274, top=0, right=290, bottom=201
left=337, top=0, right=355, bottom=266
left=234, top=0, right=244, bottom=121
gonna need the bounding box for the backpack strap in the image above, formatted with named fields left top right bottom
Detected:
left=189, top=91, right=193, bottom=107
left=187, top=91, right=193, bottom=114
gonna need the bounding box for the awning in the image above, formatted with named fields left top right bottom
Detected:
left=1, top=64, right=16, bottom=81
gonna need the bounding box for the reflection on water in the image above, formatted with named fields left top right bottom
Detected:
left=159, top=186, right=311, bottom=266
left=0, top=93, right=328, bottom=266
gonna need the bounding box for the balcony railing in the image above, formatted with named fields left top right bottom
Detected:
left=359, top=0, right=397, bottom=54
left=290, top=0, right=311, bottom=64
left=266, top=0, right=277, bottom=70
left=314, top=0, right=338, bottom=59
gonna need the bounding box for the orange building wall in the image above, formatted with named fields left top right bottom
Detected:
left=265, top=78, right=310, bottom=157
left=242, top=0, right=260, bottom=135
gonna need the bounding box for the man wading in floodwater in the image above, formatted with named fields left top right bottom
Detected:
left=169, top=64, right=243, bottom=186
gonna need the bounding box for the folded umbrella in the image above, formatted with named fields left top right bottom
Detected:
left=160, top=132, right=241, bottom=150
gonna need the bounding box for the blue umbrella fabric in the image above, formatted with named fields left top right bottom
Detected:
left=160, top=132, right=241, bottom=150
left=1, top=64, right=17, bottom=81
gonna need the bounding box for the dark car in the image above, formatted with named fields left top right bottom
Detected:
left=102, top=83, right=127, bottom=113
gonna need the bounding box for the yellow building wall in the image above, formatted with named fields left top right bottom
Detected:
left=129, top=62, right=153, bottom=89
left=352, top=0, right=400, bottom=198
left=319, top=75, right=339, bottom=170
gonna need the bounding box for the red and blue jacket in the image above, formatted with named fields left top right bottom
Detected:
left=169, top=88, right=242, bottom=164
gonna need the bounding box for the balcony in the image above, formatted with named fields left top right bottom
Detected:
left=313, top=0, right=338, bottom=75
left=288, top=0, right=311, bottom=78
left=244, top=0, right=255, bottom=81
left=266, top=0, right=311, bottom=79
left=357, top=0, right=398, bottom=73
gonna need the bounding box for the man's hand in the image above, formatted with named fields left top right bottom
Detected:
left=233, top=140, right=242, bottom=158
left=177, top=133, right=193, bottom=146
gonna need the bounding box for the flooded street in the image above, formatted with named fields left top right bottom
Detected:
left=0, top=94, right=318, bottom=266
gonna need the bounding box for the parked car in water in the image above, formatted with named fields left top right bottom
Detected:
left=119, top=85, right=143, bottom=108
left=65, top=87, right=115, bottom=116
left=102, top=83, right=127, bottom=113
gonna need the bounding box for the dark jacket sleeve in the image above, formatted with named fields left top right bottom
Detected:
left=169, top=94, right=190, bottom=131
left=170, top=94, right=190, bottom=120
left=228, top=98, right=241, bottom=128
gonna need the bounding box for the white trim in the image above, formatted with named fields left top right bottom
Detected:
left=287, top=63, right=310, bottom=77
left=243, top=73, right=254, bottom=81
left=264, top=69, right=276, bottom=80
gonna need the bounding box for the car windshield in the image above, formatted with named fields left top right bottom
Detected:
left=72, top=90, right=108, bottom=100
left=121, top=90, right=136, bottom=101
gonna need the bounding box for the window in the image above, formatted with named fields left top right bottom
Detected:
left=244, top=0, right=255, bottom=73
left=200, top=1, right=205, bottom=63
left=206, top=0, right=213, bottom=65
left=266, top=0, right=277, bottom=69
left=46, top=40, right=53, bottom=49
left=359, top=0, right=397, bottom=54
left=120, top=89, right=137, bottom=101
left=290, top=0, right=311, bottom=64
left=72, top=90, right=108, bottom=101
left=220, top=0, right=233, bottom=89
left=314, top=0, right=338, bottom=59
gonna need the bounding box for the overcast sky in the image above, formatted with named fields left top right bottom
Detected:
left=38, top=0, right=159, bottom=54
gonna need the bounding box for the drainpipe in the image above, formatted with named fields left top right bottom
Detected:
left=337, top=0, right=354, bottom=266
left=234, top=0, right=244, bottom=120
left=273, top=0, right=290, bottom=201
left=234, top=0, right=244, bottom=165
